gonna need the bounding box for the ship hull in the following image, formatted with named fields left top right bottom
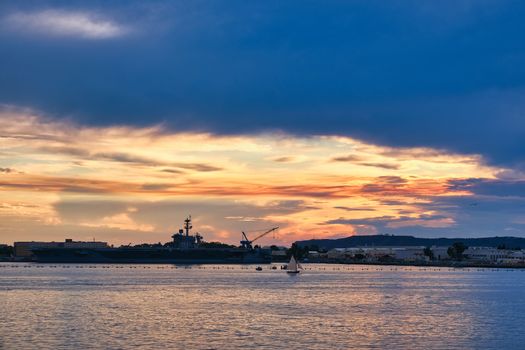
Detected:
left=31, top=247, right=272, bottom=264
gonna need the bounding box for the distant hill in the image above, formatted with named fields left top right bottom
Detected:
left=297, top=235, right=525, bottom=249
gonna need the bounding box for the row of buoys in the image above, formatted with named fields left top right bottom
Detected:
left=0, top=264, right=524, bottom=272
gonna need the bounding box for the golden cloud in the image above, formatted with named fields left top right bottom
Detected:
left=0, top=109, right=505, bottom=244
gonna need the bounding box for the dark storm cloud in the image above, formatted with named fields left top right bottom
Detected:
left=0, top=1, right=524, bottom=168
left=325, top=192, right=525, bottom=238
left=448, top=178, right=525, bottom=197
left=417, top=195, right=525, bottom=236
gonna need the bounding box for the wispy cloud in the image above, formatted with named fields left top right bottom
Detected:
left=92, top=152, right=223, bottom=172
left=334, top=206, right=375, bottom=212
left=0, top=172, right=470, bottom=200
left=272, top=156, right=295, bottom=163
left=330, top=154, right=400, bottom=170
left=331, top=155, right=363, bottom=162
left=5, top=10, right=128, bottom=39
left=360, top=162, right=400, bottom=170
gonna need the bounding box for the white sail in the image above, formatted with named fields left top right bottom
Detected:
left=297, top=262, right=303, bottom=270
left=287, top=256, right=298, bottom=271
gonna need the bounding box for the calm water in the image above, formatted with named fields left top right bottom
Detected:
left=1, top=263, right=525, bottom=349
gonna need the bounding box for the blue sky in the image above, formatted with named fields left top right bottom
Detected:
left=0, top=1, right=524, bottom=243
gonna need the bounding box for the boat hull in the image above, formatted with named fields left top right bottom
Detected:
left=31, top=247, right=272, bottom=264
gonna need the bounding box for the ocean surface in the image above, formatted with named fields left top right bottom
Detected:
left=1, top=263, right=525, bottom=350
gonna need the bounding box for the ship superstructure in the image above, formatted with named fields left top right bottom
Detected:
left=171, top=216, right=203, bottom=249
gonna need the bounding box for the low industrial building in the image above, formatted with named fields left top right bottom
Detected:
left=325, top=247, right=430, bottom=262
left=464, top=247, right=525, bottom=264
left=430, top=246, right=450, bottom=261
left=390, top=247, right=428, bottom=262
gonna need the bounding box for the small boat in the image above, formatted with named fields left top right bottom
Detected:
left=286, top=256, right=303, bottom=274
left=255, top=266, right=263, bottom=271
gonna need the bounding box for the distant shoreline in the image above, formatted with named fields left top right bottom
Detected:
left=303, top=259, right=525, bottom=269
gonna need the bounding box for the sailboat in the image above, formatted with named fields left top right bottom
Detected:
left=286, top=256, right=303, bottom=274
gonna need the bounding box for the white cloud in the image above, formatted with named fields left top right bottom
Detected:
left=5, top=10, right=128, bottom=39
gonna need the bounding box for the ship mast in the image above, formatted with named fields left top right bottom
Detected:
left=184, top=216, right=192, bottom=237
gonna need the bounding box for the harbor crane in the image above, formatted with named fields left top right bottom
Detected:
left=240, top=227, right=279, bottom=250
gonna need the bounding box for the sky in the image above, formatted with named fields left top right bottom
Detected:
left=0, top=0, right=524, bottom=246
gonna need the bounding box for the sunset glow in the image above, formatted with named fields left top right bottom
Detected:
left=0, top=110, right=507, bottom=245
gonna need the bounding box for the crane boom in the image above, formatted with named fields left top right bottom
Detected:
left=251, top=227, right=279, bottom=243
left=240, top=227, right=279, bottom=250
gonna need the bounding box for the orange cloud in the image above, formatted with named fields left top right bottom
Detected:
left=0, top=110, right=506, bottom=245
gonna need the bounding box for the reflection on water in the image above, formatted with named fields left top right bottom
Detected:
left=1, top=264, right=525, bottom=349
